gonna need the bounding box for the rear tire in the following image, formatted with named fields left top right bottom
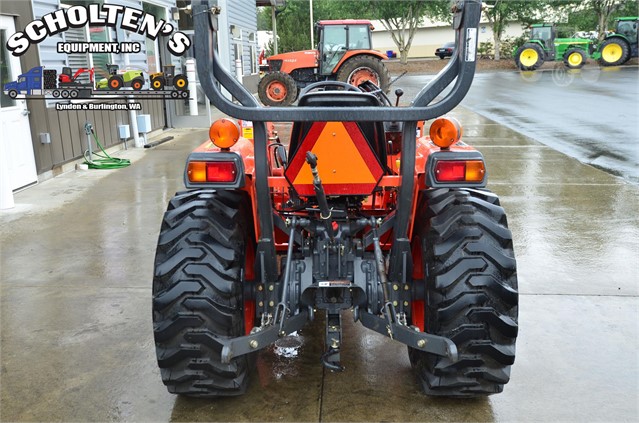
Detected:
left=153, top=189, right=256, bottom=397
left=336, top=55, right=391, bottom=93
left=258, top=71, right=298, bottom=106
left=598, top=38, right=630, bottom=66
left=563, top=48, right=586, bottom=69
left=409, top=188, right=518, bottom=397
left=515, top=43, right=544, bottom=70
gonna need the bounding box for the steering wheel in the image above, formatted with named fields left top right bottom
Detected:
left=299, top=81, right=361, bottom=97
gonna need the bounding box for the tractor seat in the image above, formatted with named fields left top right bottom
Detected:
left=288, top=91, right=388, bottom=169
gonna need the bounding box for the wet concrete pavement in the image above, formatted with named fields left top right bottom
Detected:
left=1, top=89, right=638, bottom=421
left=402, top=66, right=639, bottom=183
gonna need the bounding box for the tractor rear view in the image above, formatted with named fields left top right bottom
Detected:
left=152, top=0, right=518, bottom=398
left=258, top=20, right=390, bottom=106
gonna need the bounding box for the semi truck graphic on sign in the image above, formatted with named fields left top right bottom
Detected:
left=3, top=66, right=189, bottom=100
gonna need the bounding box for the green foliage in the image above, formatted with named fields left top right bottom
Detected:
left=499, top=34, right=528, bottom=57
left=477, top=41, right=494, bottom=59
left=260, top=0, right=450, bottom=62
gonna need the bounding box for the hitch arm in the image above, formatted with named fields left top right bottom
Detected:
left=215, top=310, right=309, bottom=363
left=358, top=310, right=458, bottom=361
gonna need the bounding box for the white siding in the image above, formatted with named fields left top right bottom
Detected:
left=227, top=0, right=258, bottom=77
left=372, top=19, right=526, bottom=59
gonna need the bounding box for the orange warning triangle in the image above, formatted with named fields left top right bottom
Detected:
left=293, top=122, right=377, bottom=185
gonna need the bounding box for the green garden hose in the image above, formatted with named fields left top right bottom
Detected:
left=84, top=129, right=131, bottom=169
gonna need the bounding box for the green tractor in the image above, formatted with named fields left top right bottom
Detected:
left=515, top=23, right=594, bottom=71
left=96, top=64, right=145, bottom=90
left=595, top=17, right=638, bottom=66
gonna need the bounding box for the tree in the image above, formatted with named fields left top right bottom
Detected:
left=258, top=0, right=450, bottom=64
left=586, top=0, right=626, bottom=42
left=334, top=1, right=450, bottom=64
left=482, top=1, right=547, bottom=61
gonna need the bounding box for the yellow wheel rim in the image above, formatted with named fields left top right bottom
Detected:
left=176, top=79, right=186, bottom=88
left=520, top=48, right=538, bottom=67
left=568, top=52, right=582, bottom=66
left=602, top=43, right=622, bottom=63
left=153, top=80, right=162, bottom=89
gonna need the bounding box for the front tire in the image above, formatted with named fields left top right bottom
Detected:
left=153, top=189, right=256, bottom=397
left=151, top=76, right=165, bottom=90
left=515, top=43, right=544, bottom=70
left=336, top=55, right=391, bottom=93
left=258, top=71, right=298, bottom=106
left=409, top=188, right=518, bottom=397
left=563, top=48, right=586, bottom=69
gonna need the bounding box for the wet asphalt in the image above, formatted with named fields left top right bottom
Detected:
left=1, top=69, right=638, bottom=421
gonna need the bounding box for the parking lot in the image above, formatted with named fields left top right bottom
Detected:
left=1, top=67, right=638, bottom=421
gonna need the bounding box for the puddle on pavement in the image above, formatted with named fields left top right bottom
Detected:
left=263, top=331, right=305, bottom=380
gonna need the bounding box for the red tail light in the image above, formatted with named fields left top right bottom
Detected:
left=435, top=160, right=485, bottom=183
left=206, top=162, right=237, bottom=182
left=435, top=161, right=465, bottom=181
left=187, top=161, right=237, bottom=183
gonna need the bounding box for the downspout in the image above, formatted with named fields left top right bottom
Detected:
left=121, top=31, right=141, bottom=147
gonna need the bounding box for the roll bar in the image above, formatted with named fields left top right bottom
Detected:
left=193, top=0, right=481, bottom=122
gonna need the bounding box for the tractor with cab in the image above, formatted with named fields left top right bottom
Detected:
left=515, top=23, right=594, bottom=70
left=96, top=64, right=145, bottom=90
left=258, top=19, right=390, bottom=106
left=152, top=0, right=518, bottom=398
left=596, top=17, right=638, bottom=66
left=149, top=64, right=189, bottom=91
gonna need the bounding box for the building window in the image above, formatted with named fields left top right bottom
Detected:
left=0, top=29, right=16, bottom=108
left=61, top=2, right=111, bottom=82
left=230, top=25, right=242, bottom=41
left=143, top=2, right=165, bottom=74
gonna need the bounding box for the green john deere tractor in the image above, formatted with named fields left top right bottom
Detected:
left=595, top=17, right=638, bottom=66
left=515, top=24, right=594, bottom=71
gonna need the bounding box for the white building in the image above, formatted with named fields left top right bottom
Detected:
left=371, top=17, right=525, bottom=59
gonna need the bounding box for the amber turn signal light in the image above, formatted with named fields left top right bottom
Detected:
left=435, top=160, right=485, bottom=183
left=209, top=118, right=240, bottom=149
left=429, top=117, right=462, bottom=149
left=187, top=161, right=237, bottom=183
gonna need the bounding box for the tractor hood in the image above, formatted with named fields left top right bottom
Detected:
left=267, top=50, right=318, bottom=73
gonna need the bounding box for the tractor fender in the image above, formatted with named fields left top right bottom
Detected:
left=602, top=34, right=631, bottom=46
left=333, top=50, right=388, bottom=73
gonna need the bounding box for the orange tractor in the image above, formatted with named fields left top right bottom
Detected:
left=258, top=19, right=390, bottom=106
left=153, top=0, right=518, bottom=398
